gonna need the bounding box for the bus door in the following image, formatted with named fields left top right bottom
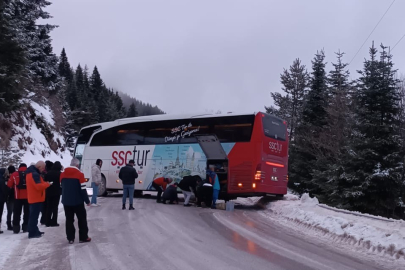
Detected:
left=195, top=135, right=229, bottom=196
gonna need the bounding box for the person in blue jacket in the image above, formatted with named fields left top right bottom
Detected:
left=206, top=165, right=220, bottom=209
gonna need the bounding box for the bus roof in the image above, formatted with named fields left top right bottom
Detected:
left=80, top=111, right=261, bottom=131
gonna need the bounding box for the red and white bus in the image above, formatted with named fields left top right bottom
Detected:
left=74, top=112, right=288, bottom=199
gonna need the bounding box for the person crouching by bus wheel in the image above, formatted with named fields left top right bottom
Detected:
left=197, top=180, right=213, bottom=208
left=91, top=159, right=102, bottom=206
left=119, top=160, right=138, bottom=210
left=152, top=177, right=172, bottom=203
left=178, top=175, right=198, bottom=207
left=61, top=158, right=91, bottom=244
left=161, top=182, right=179, bottom=204
left=207, top=165, right=220, bottom=209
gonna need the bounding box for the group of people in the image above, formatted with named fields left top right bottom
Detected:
left=152, top=164, right=222, bottom=209
left=0, top=161, right=61, bottom=235
left=115, top=159, right=223, bottom=210
left=0, top=158, right=92, bottom=245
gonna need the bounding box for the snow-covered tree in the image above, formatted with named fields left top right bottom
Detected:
left=340, top=44, right=403, bottom=217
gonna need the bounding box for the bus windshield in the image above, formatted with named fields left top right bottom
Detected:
left=74, top=144, right=85, bottom=164
left=262, top=114, right=286, bottom=141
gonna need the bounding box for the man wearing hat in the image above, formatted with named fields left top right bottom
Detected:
left=119, top=160, right=138, bottom=210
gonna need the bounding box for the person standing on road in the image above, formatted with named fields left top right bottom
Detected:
left=60, top=158, right=91, bottom=244
left=207, top=165, right=220, bottom=209
left=178, top=175, right=198, bottom=207
left=91, top=159, right=102, bottom=206
left=40, top=161, right=53, bottom=225
left=152, top=177, right=172, bottom=203
left=26, top=161, right=50, bottom=239
left=7, top=163, right=30, bottom=233
left=119, top=160, right=138, bottom=210
left=0, top=167, right=7, bottom=234
left=4, top=165, right=16, bottom=231
left=44, top=161, right=62, bottom=227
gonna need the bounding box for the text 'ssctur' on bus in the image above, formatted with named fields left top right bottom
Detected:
left=74, top=112, right=288, bottom=200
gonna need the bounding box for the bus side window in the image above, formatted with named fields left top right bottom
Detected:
left=212, top=115, right=254, bottom=142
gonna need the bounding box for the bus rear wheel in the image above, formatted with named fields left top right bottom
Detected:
left=134, top=190, right=143, bottom=197
left=98, top=175, right=108, bottom=197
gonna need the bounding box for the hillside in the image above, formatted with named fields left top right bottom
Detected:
left=0, top=90, right=71, bottom=167
left=118, top=91, right=165, bottom=116
left=0, top=1, right=164, bottom=167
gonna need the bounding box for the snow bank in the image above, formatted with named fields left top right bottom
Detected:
left=260, top=193, right=405, bottom=260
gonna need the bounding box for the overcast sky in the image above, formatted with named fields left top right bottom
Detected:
left=46, top=0, right=405, bottom=115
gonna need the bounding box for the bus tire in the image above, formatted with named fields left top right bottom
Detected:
left=134, top=190, right=143, bottom=197
left=98, top=175, right=108, bottom=197
left=276, top=194, right=284, bottom=199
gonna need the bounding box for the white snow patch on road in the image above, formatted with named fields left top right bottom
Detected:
left=0, top=209, right=25, bottom=269
left=257, top=193, right=405, bottom=261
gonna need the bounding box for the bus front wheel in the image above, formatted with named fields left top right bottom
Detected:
left=98, top=175, right=108, bottom=197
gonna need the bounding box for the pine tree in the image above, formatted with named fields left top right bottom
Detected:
left=59, top=48, right=73, bottom=82
left=266, top=58, right=309, bottom=143
left=113, top=91, right=127, bottom=118
left=302, top=50, right=328, bottom=127
left=290, top=50, right=328, bottom=194
left=0, top=0, right=26, bottom=113
left=311, top=51, right=353, bottom=204
left=6, top=0, right=62, bottom=91
left=90, top=66, right=103, bottom=101
left=341, top=43, right=402, bottom=217
left=127, top=102, right=138, bottom=117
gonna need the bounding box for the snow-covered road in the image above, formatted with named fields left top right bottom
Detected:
left=1, top=195, right=400, bottom=270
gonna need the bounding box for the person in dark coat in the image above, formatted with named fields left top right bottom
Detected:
left=118, top=160, right=138, bottom=210
left=61, top=158, right=91, bottom=244
left=0, top=167, right=7, bottom=234
left=161, top=183, right=179, bottom=204
left=196, top=177, right=213, bottom=208
left=44, top=161, right=62, bottom=227
left=5, top=165, right=16, bottom=230
left=40, top=161, right=54, bottom=225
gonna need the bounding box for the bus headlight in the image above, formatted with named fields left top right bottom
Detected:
left=238, top=183, right=243, bottom=187
left=252, top=183, right=256, bottom=188
left=116, top=179, right=120, bottom=183
left=139, top=180, right=143, bottom=184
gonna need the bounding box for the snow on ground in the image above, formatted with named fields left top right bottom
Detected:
left=0, top=200, right=66, bottom=269
left=254, top=193, right=405, bottom=261
left=30, top=101, right=55, bottom=127
left=0, top=208, right=25, bottom=268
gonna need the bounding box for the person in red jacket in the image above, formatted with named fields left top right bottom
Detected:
left=7, top=163, right=29, bottom=234
left=152, top=177, right=173, bottom=203
left=60, top=158, right=91, bottom=244
left=26, top=161, right=50, bottom=239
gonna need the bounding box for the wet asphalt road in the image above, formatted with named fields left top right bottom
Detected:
left=2, top=195, right=393, bottom=270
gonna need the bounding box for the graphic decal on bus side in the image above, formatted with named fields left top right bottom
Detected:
left=143, top=143, right=234, bottom=190
left=103, top=143, right=234, bottom=190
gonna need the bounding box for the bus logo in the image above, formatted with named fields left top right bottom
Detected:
left=269, top=141, right=282, bottom=152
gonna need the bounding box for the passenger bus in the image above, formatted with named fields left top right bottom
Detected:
left=74, top=112, right=288, bottom=200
